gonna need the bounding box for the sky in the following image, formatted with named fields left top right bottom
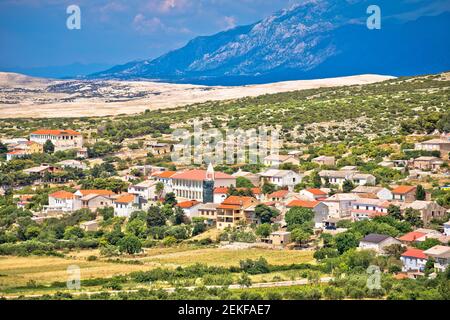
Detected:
left=0, top=0, right=449, bottom=75
left=0, top=0, right=298, bottom=71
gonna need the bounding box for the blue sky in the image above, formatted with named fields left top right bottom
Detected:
left=0, top=0, right=449, bottom=72
left=0, top=0, right=298, bottom=70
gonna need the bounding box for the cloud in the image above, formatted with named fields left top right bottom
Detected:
left=133, top=14, right=165, bottom=33
left=222, top=16, right=237, bottom=30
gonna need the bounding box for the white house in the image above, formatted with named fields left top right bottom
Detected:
left=263, top=154, right=299, bottom=167
left=286, top=200, right=329, bottom=228
left=45, top=190, right=75, bottom=213
left=400, top=248, right=427, bottom=272
left=30, top=129, right=83, bottom=151
left=351, top=198, right=390, bottom=221
left=319, top=170, right=376, bottom=188
left=259, top=169, right=303, bottom=191
left=128, top=180, right=160, bottom=202
left=299, top=188, right=328, bottom=201
left=114, top=194, right=138, bottom=218
left=171, top=164, right=236, bottom=203
left=176, top=200, right=202, bottom=219
left=423, top=245, right=450, bottom=272
left=56, top=159, right=87, bottom=170
left=323, top=193, right=360, bottom=218
left=351, top=186, right=393, bottom=200
left=358, top=234, right=401, bottom=254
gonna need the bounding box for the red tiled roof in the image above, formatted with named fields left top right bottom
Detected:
left=392, top=186, right=416, bottom=195
left=31, top=129, right=81, bottom=136
left=398, top=231, right=427, bottom=242
left=50, top=190, right=74, bottom=200
left=152, top=171, right=177, bottom=179
left=218, top=196, right=255, bottom=209
left=115, top=194, right=135, bottom=204
left=176, top=200, right=200, bottom=209
left=306, top=188, right=327, bottom=196
left=287, top=200, right=319, bottom=209
left=401, top=248, right=427, bottom=260
left=268, top=190, right=289, bottom=199
left=78, top=190, right=115, bottom=196
left=214, top=187, right=261, bottom=194
left=7, top=150, right=27, bottom=155
left=172, top=169, right=234, bottom=181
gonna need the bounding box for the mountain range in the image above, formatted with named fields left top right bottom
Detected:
left=89, top=0, right=450, bottom=85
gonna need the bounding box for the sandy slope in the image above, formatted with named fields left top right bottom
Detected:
left=0, top=73, right=394, bottom=119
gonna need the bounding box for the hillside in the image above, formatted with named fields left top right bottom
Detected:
left=0, top=72, right=392, bottom=119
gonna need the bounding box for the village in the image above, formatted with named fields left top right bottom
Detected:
left=0, top=126, right=449, bottom=286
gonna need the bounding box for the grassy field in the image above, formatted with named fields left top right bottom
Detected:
left=0, top=247, right=315, bottom=296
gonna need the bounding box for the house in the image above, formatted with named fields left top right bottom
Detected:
left=76, top=148, right=89, bottom=159
left=46, top=191, right=75, bottom=213
left=398, top=201, right=447, bottom=225
left=358, top=234, right=401, bottom=254
left=351, top=186, right=393, bottom=201
left=23, top=164, right=63, bottom=183
left=198, top=203, right=219, bottom=226
left=319, top=170, right=375, bottom=188
left=312, top=156, right=335, bottom=167
left=415, top=138, right=450, bottom=159
left=323, top=193, right=360, bottom=218
left=397, top=231, right=427, bottom=245
left=171, top=164, right=236, bottom=203
left=401, top=248, right=427, bottom=272
left=16, top=195, right=33, bottom=209
left=232, top=170, right=260, bottom=186
left=73, top=190, right=116, bottom=211
left=149, top=143, right=171, bottom=155
left=267, top=190, right=291, bottom=202
left=56, top=159, right=87, bottom=170
left=411, top=157, right=444, bottom=172
left=6, top=150, right=28, bottom=161
left=391, top=186, right=416, bottom=202
left=444, top=221, right=450, bottom=236
left=152, top=171, right=176, bottom=192
left=286, top=200, right=329, bottom=228
left=114, top=194, right=138, bottom=218
left=423, top=245, right=450, bottom=272
left=263, top=154, right=299, bottom=167
left=30, top=129, right=83, bottom=151
left=213, top=187, right=262, bottom=204
left=176, top=200, right=202, bottom=219
left=216, top=196, right=258, bottom=230
left=299, top=188, right=328, bottom=201
left=15, top=141, right=43, bottom=154
left=80, top=220, right=99, bottom=232
left=259, top=169, right=303, bottom=191
left=128, top=180, right=160, bottom=202
left=270, top=231, right=292, bottom=246
left=351, top=198, right=390, bottom=221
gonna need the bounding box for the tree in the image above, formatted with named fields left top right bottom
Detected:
left=262, top=182, right=276, bottom=195
left=310, top=171, right=322, bottom=188
left=238, top=273, right=252, bottom=288
left=118, top=235, right=142, bottom=255
left=285, top=207, right=314, bottom=227
left=335, top=232, right=360, bottom=254
left=172, top=207, right=186, bottom=225
left=424, top=258, right=435, bottom=276
left=291, top=228, right=310, bottom=246
left=43, top=140, right=55, bottom=154
left=164, top=192, right=177, bottom=207
left=255, top=223, right=272, bottom=238
left=404, top=208, right=423, bottom=228
left=146, top=206, right=166, bottom=227
left=387, top=205, right=402, bottom=220
left=97, top=207, right=114, bottom=221
left=236, top=177, right=254, bottom=188
left=0, top=142, right=7, bottom=155
left=254, top=204, right=279, bottom=224
left=384, top=244, right=406, bottom=259
left=416, top=185, right=426, bottom=201
left=126, top=219, right=147, bottom=238
left=342, top=179, right=355, bottom=193
left=155, top=182, right=165, bottom=199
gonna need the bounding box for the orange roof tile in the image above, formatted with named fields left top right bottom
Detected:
left=176, top=200, right=200, bottom=208
left=115, top=194, right=135, bottom=204
left=392, top=186, right=416, bottom=195
left=172, top=169, right=234, bottom=181
left=50, top=190, right=74, bottom=200
left=268, top=190, right=289, bottom=199
left=78, top=190, right=115, bottom=196
left=31, top=129, right=81, bottom=136
left=218, top=196, right=256, bottom=209
left=153, top=171, right=177, bottom=179
left=287, top=200, right=319, bottom=209
left=306, top=188, right=327, bottom=196
left=398, top=231, right=427, bottom=242
left=401, top=248, right=427, bottom=260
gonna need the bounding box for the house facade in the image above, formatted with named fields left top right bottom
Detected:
left=401, top=248, right=427, bottom=272
left=259, top=169, right=303, bottom=191
left=30, top=129, right=83, bottom=151
left=392, top=186, right=416, bottom=202
left=358, top=234, right=401, bottom=254
left=216, top=196, right=258, bottom=230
